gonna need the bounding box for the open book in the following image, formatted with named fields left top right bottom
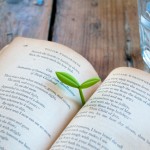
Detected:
left=0, top=37, right=150, bottom=150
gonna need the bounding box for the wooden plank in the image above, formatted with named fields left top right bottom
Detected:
left=52, top=0, right=145, bottom=80
left=124, top=0, right=149, bottom=71
left=0, top=0, right=53, bottom=49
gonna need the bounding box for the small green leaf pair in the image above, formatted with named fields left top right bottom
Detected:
left=56, top=72, right=101, bottom=105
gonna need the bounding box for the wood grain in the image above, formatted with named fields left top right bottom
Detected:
left=124, top=0, right=145, bottom=69
left=52, top=0, right=145, bottom=80
left=0, top=0, right=53, bottom=49
left=0, top=0, right=148, bottom=79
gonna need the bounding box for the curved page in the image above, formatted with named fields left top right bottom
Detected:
left=0, top=37, right=99, bottom=150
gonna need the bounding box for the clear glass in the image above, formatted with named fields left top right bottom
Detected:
left=138, top=0, right=150, bottom=68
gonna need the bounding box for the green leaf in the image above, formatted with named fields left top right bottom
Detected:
left=56, top=72, right=80, bottom=88
left=80, top=77, right=101, bottom=89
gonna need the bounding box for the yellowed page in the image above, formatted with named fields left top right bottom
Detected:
left=51, top=67, right=150, bottom=150
left=0, top=37, right=99, bottom=150
left=0, top=45, right=9, bottom=55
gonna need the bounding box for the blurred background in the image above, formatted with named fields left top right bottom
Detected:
left=0, top=0, right=149, bottom=80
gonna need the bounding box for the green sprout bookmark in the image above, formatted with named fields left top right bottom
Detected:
left=56, top=72, right=101, bottom=105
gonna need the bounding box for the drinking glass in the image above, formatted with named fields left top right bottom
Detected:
left=138, top=0, right=150, bottom=68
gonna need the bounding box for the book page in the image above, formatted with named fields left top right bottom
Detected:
left=51, top=67, right=150, bottom=150
left=0, top=37, right=99, bottom=150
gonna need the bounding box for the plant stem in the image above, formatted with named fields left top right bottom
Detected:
left=79, top=87, right=85, bottom=105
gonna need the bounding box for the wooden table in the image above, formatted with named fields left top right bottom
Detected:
left=0, top=0, right=149, bottom=80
